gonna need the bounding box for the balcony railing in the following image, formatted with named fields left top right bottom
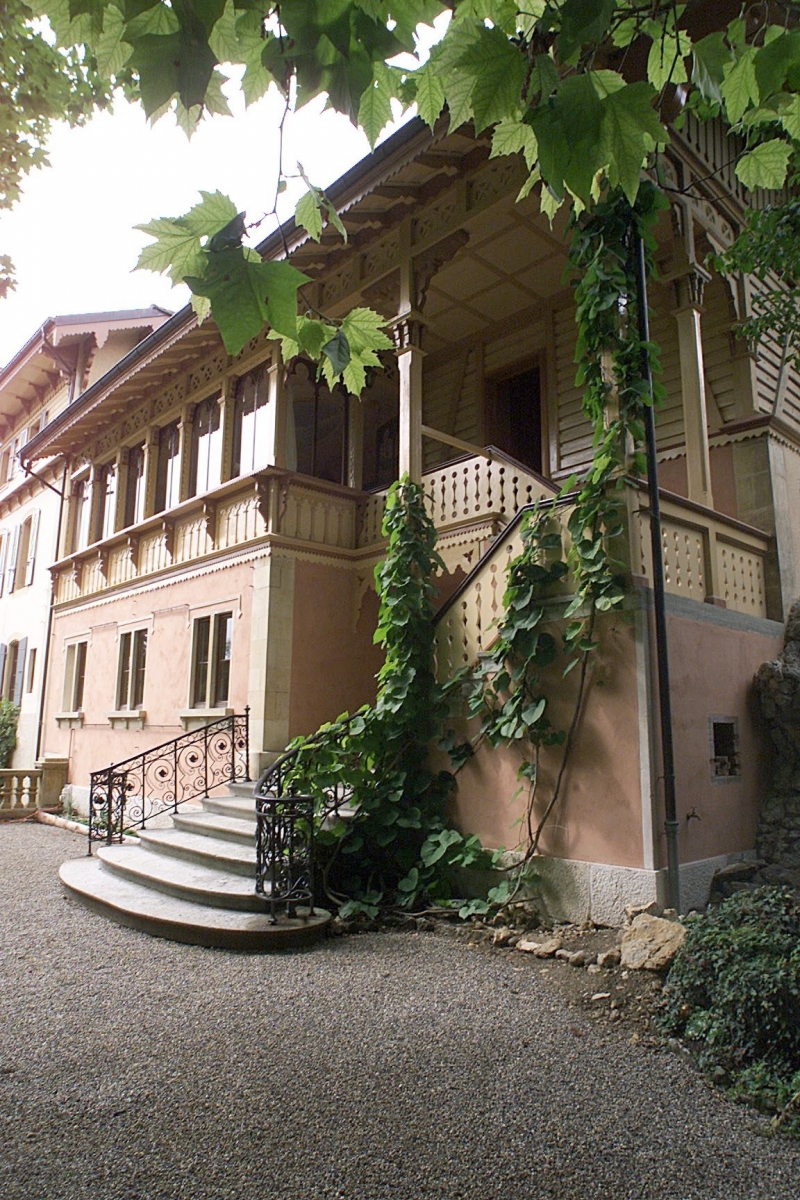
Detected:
left=0, top=769, right=42, bottom=816
left=434, top=480, right=773, bottom=679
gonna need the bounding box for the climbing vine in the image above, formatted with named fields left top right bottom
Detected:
left=466, top=183, right=666, bottom=879
left=281, top=475, right=494, bottom=919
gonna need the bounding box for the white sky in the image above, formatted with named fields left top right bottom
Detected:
left=0, top=83, right=382, bottom=367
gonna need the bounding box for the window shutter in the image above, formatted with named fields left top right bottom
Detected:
left=6, top=525, right=20, bottom=594
left=0, top=534, right=6, bottom=598
left=24, top=510, right=40, bottom=586
left=13, top=638, right=27, bottom=707
left=0, top=644, right=6, bottom=698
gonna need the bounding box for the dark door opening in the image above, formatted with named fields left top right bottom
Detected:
left=490, top=366, right=543, bottom=474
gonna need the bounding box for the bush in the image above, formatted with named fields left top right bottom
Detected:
left=660, top=886, right=800, bottom=1134
left=0, top=699, right=18, bottom=769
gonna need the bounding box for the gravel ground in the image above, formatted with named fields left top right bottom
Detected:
left=2, top=822, right=799, bottom=1200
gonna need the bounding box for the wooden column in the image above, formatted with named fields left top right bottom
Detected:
left=672, top=264, right=714, bottom=510
left=218, top=377, right=236, bottom=482
left=264, top=349, right=288, bottom=468
left=347, top=393, right=364, bottom=490
left=392, top=315, right=425, bottom=483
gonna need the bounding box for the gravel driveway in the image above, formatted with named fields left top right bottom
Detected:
left=2, top=821, right=799, bottom=1200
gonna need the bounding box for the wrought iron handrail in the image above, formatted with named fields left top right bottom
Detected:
left=254, top=723, right=356, bottom=920
left=88, top=709, right=250, bottom=852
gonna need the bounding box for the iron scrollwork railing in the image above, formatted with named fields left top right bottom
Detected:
left=88, top=709, right=250, bottom=852
left=254, top=734, right=354, bottom=923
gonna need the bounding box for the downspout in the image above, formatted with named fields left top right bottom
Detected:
left=35, top=461, right=68, bottom=762
left=634, top=230, right=681, bottom=913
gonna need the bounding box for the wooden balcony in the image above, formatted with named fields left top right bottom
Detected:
left=52, top=454, right=557, bottom=605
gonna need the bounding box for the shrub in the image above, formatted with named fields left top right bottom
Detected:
left=660, top=886, right=800, bottom=1134
left=0, top=699, right=18, bottom=769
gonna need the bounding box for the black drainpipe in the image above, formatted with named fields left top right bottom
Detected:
left=634, top=229, right=681, bottom=912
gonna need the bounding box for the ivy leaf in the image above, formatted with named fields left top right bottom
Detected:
left=780, top=96, right=800, bottom=142
left=754, top=29, right=800, bottom=102
left=735, top=139, right=792, bottom=192
left=721, top=47, right=760, bottom=124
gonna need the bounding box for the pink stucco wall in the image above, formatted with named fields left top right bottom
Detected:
left=43, top=561, right=255, bottom=786
left=449, top=613, right=646, bottom=867
left=289, top=560, right=383, bottom=737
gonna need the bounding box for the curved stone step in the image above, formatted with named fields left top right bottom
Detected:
left=60, top=858, right=330, bottom=951
left=201, top=795, right=257, bottom=822
left=172, top=810, right=255, bottom=844
left=137, top=827, right=255, bottom=875
left=97, top=843, right=268, bottom=911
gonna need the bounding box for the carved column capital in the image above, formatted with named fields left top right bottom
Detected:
left=389, top=313, right=426, bottom=353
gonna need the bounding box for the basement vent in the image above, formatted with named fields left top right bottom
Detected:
left=709, top=716, right=741, bottom=782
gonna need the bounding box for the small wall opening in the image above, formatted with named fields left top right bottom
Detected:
left=709, top=716, right=740, bottom=781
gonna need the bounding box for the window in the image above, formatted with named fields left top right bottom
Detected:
left=63, top=641, right=87, bottom=712
left=71, top=477, right=92, bottom=553
left=6, top=430, right=27, bottom=482
left=1, top=638, right=26, bottom=705
left=233, top=368, right=270, bottom=477
left=96, top=462, right=118, bottom=541
left=488, top=366, right=543, bottom=475
left=189, top=397, right=222, bottom=497
left=6, top=512, right=39, bottom=591
left=190, top=611, right=232, bottom=709
left=26, top=648, right=36, bottom=693
left=155, top=421, right=181, bottom=513
left=124, top=442, right=146, bottom=527
left=710, top=717, right=741, bottom=781
left=116, top=629, right=147, bottom=710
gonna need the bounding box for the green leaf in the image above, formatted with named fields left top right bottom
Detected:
left=456, top=25, right=527, bottom=132
left=721, top=47, right=760, bottom=124
left=557, top=0, right=615, bottom=63
left=780, top=96, right=800, bottom=142
left=183, top=190, right=239, bottom=237
left=134, top=216, right=206, bottom=284
left=600, top=82, right=667, bottom=204
left=124, top=3, right=179, bottom=39
left=208, top=0, right=241, bottom=64
left=358, top=62, right=395, bottom=148
left=414, top=61, right=446, bottom=128
left=322, top=329, right=351, bottom=374
left=295, top=190, right=323, bottom=241
left=691, top=32, right=731, bottom=105
left=491, top=119, right=538, bottom=169
left=647, top=29, right=690, bottom=92
left=735, top=139, right=792, bottom=192
left=94, top=5, right=133, bottom=79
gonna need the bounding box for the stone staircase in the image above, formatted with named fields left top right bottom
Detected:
left=59, top=783, right=330, bottom=951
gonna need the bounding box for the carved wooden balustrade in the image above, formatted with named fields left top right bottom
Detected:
left=626, top=482, right=772, bottom=620
left=52, top=470, right=364, bottom=603
left=358, top=450, right=556, bottom=548
left=434, top=481, right=774, bottom=680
